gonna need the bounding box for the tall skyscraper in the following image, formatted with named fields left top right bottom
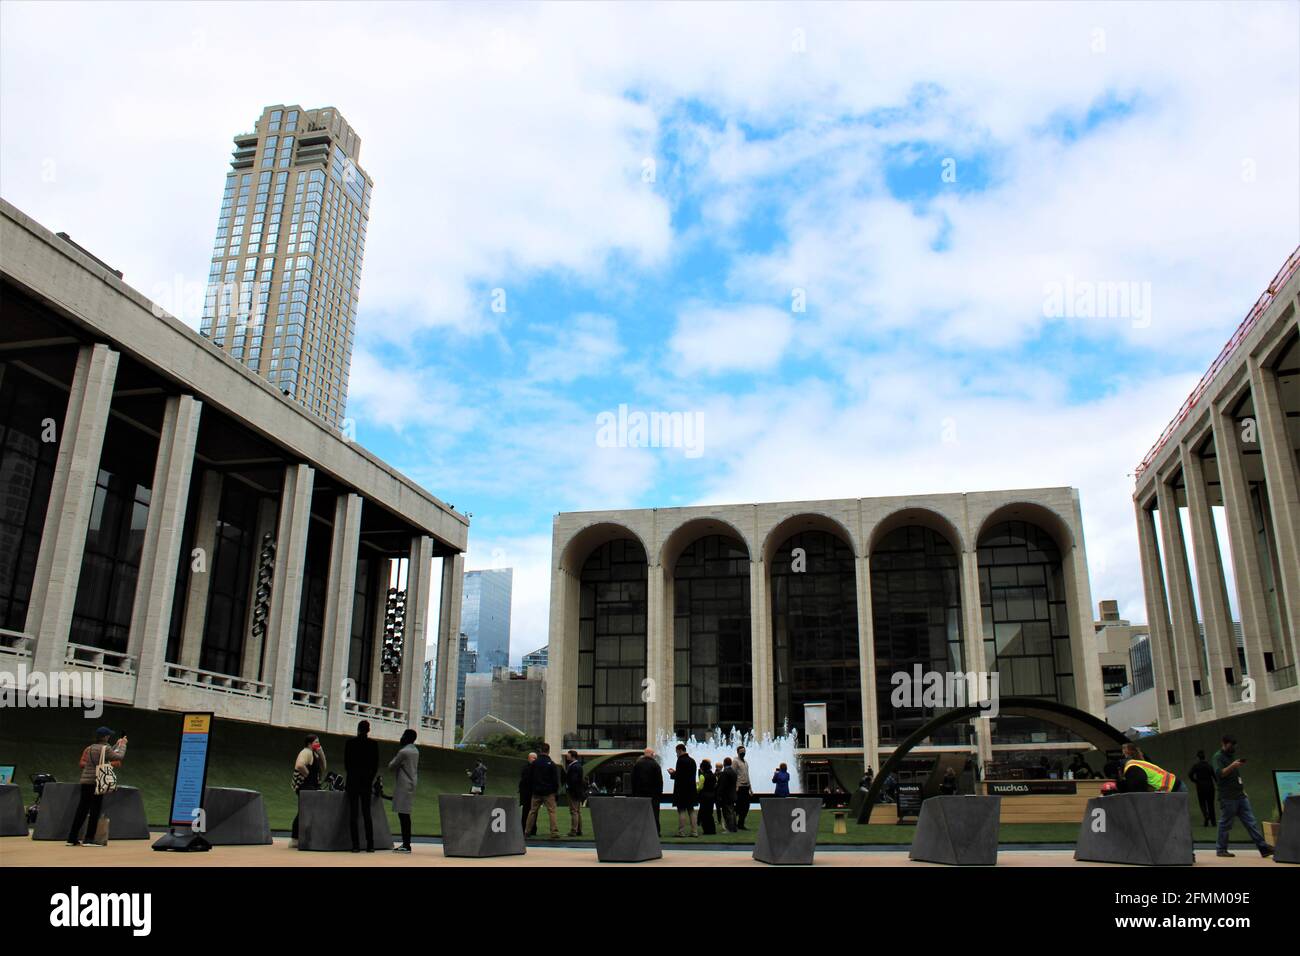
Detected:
left=460, top=568, right=513, bottom=674
left=199, top=104, right=372, bottom=426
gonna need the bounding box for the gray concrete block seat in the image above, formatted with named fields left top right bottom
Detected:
left=296, top=790, right=393, bottom=851
left=1074, top=792, right=1193, bottom=865
left=589, top=796, right=662, bottom=862
left=33, top=783, right=150, bottom=840
left=0, top=784, right=27, bottom=836
left=1274, top=795, right=1300, bottom=864
left=439, top=794, right=525, bottom=858
left=753, top=797, right=821, bottom=865
left=909, top=795, right=1001, bottom=865
left=202, top=787, right=272, bottom=845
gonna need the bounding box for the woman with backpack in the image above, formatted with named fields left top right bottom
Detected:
left=387, top=729, right=419, bottom=852
left=65, top=726, right=127, bottom=846
left=289, top=733, right=326, bottom=848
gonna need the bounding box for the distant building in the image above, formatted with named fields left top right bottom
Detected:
left=522, top=645, right=548, bottom=671
left=1095, top=600, right=1156, bottom=731
left=463, top=665, right=546, bottom=738
left=461, top=569, right=513, bottom=673
left=455, top=632, right=476, bottom=728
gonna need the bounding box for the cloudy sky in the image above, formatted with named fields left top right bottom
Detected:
left=2, top=1, right=1297, bottom=664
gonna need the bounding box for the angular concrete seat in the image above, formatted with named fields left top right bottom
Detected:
left=753, top=797, right=821, bottom=865
left=439, top=794, right=526, bottom=858
left=1074, top=792, right=1193, bottom=865
left=202, top=787, right=272, bottom=845
left=589, top=796, right=661, bottom=862
left=33, top=783, right=150, bottom=840
left=1275, top=795, right=1300, bottom=865
left=297, top=790, right=393, bottom=851
left=909, top=796, right=1000, bottom=865
left=0, top=784, right=27, bottom=836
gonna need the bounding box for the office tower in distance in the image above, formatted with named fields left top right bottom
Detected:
left=199, top=104, right=372, bottom=427
left=461, top=568, right=514, bottom=674
left=522, top=645, right=548, bottom=672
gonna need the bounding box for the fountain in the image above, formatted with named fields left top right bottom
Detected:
left=653, top=725, right=802, bottom=794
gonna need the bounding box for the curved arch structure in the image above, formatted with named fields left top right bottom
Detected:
left=855, top=696, right=1129, bottom=823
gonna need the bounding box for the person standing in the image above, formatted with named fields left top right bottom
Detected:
left=290, top=734, right=325, bottom=848
left=468, top=760, right=487, bottom=795
left=387, top=729, right=419, bottom=852
left=631, top=747, right=663, bottom=834
left=1212, top=735, right=1273, bottom=858
left=716, top=757, right=738, bottom=832
left=519, top=752, right=536, bottom=836
left=1188, top=750, right=1217, bottom=827
left=525, top=743, right=561, bottom=839
left=344, top=720, right=379, bottom=852
left=772, top=762, right=791, bottom=797
left=859, top=766, right=874, bottom=792
left=734, top=745, right=752, bottom=830
left=697, top=759, right=717, bottom=835
left=667, top=743, right=698, bottom=837
left=65, top=726, right=127, bottom=846
left=564, top=750, right=585, bottom=836
left=939, top=766, right=959, bottom=795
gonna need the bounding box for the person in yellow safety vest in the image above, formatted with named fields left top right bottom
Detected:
left=1119, top=743, right=1183, bottom=793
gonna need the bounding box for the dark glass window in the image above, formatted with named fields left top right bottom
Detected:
left=673, top=534, right=751, bottom=739
left=576, top=538, right=646, bottom=749
left=1101, top=664, right=1128, bottom=696
left=978, top=520, right=1073, bottom=705
left=200, top=480, right=261, bottom=676
left=0, top=361, right=64, bottom=633
left=871, top=525, right=965, bottom=744
left=348, top=556, right=376, bottom=702
left=292, top=517, right=330, bottom=692
left=771, top=530, right=861, bottom=747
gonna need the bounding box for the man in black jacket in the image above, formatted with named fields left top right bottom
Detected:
left=519, top=752, right=536, bottom=836
left=344, top=720, right=379, bottom=852
left=525, top=743, right=561, bottom=839
left=1188, top=750, right=1217, bottom=827
left=630, top=747, right=663, bottom=834
left=667, top=743, right=698, bottom=837
left=715, top=757, right=739, bottom=832
left=563, top=750, right=585, bottom=836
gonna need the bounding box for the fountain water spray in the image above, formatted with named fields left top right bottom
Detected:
left=653, top=725, right=802, bottom=795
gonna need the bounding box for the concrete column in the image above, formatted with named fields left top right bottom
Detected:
left=129, top=395, right=202, bottom=710
left=854, top=555, right=880, bottom=772
left=1178, top=441, right=1235, bottom=717
left=402, top=536, right=435, bottom=730
left=1134, top=499, right=1177, bottom=726
left=1250, top=359, right=1300, bottom=669
left=1063, top=498, right=1103, bottom=717
left=29, top=344, right=119, bottom=673
left=959, top=549, right=993, bottom=765
left=748, top=558, right=773, bottom=736
left=645, top=561, right=669, bottom=743
left=240, top=496, right=279, bottom=681
left=267, top=463, right=314, bottom=725
left=322, top=493, right=362, bottom=734
left=543, top=562, right=569, bottom=749
left=435, top=553, right=465, bottom=746
left=1154, top=481, right=1203, bottom=712
left=1210, top=406, right=1274, bottom=707
left=178, top=470, right=223, bottom=670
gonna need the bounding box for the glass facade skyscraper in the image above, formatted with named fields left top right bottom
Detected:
left=461, top=568, right=513, bottom=673
left=199, top=104, right=372, bottom=427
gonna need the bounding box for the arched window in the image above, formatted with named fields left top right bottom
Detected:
left=771, top=530, right=861, bottom=746
left=673, top=534, right=751, bottom=739
left=577, top=538, right=647, bottom=748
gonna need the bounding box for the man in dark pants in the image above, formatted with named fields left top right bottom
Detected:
left=1213, top=735, right=1273, bottom=858
left=1188, top=750, right=1217, bottom=827
left=563, top=750, right=585, bottom=836
left=630, top=747, right=663, bottom=834
left=733, top=745, right=752, bottom=830
left=344, top=720, right=379, bottom=852
left=519, top=752, right=536, bottom=836
left=66, top=727, right=127, bottom=846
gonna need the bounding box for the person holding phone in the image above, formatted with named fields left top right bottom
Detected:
left=66, top=726, right=127, bottom=846
left=1212, top=735, right=1273, bottom=858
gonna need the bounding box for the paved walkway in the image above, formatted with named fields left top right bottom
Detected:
left=0, top=836, right=1281, bottom=867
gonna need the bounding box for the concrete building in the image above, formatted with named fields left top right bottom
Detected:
left=199, top=105, right=371, bottom=428
left=545, top=488, right=1104, bottom=771
left=0, top=199, right=466, bottom=745
left=454, top=631, right=475, bottom=728
left=463, top=665, right=546, bottom=738
left=1095, top=600, right=1157, bottom=732
left=461, top=568, right=513, bottom=673
left=522, top=645, right=548, bottom=671
left=1133, top=246, right=1300, bottom=730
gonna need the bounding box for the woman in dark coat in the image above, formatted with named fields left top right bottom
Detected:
left=697, top=759, right=717, bottom=835
left=667, top=744, right=698, bottom=837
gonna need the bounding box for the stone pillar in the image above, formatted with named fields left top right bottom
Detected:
left=1154, top=480, right=1203, bottom=712
left=267, top=463, right=314, bottom=725
left=436, top=553, right=465, bottom=746
left=1134, top=498, right=1178, bottom=727
left=30, top=343, right=119, bottom=673
left=749, top=558, right=773, bottom=736
left=323, top=493, right=362, bottom=734
left=129, top=395, right=202, bottom=710
left=959, top=549, right=993, bottom=766
left=645, top=561, right=669, bottom=744
left=1178, top=441, right=1235, bottom=717
left=178, top=470, right=223, bottom=671
left=854, top=555, right=880, bottom=772
left=1210, top=406, right=1273, bottom=708
left=543, top=562, right=569, bottom=749
left=1249, top=359, right=1300, bottom=669
left=402, top=536, right=435, bottom=730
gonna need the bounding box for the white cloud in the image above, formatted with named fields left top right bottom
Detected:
left=669, top=303, right=795, bottom=374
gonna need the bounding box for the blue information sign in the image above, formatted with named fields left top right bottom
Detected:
left=168, top=713, right=213, bottom=829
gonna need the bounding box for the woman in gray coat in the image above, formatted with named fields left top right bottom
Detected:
left=388, top=729, right=419, bottom=852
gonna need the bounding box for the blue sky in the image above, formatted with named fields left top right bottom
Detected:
left=2, top=1, right=1297, bottom=661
